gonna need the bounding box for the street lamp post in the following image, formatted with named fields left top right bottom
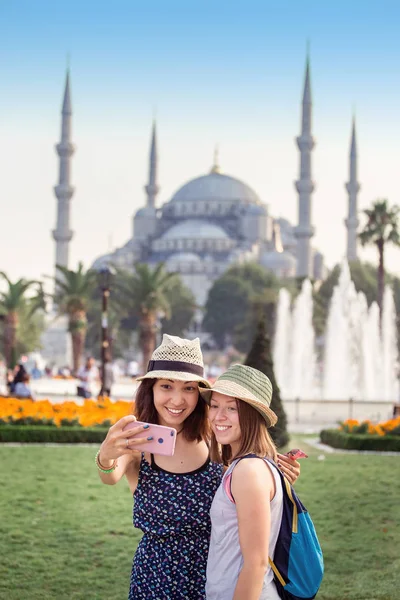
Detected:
left=98, top=267, right=112, bottom=397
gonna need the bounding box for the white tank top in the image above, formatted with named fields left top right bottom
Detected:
left=206, top=456, right=283, bottom=600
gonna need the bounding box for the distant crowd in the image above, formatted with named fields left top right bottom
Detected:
left=0, top=354, right=224, bottom=401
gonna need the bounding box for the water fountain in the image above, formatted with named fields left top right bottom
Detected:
left=274, top=279, right=317, bottom=399
left=273, top=262, right=399, bottom=401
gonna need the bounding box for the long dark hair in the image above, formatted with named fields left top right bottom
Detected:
left=134, top=379, right=210, bottom=443
left=210, top=399, right=277, bottom=465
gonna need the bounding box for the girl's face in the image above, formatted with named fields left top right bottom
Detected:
left=208, top=392, right=241, bottom=452
left=153, top=379, right=199, bottom=428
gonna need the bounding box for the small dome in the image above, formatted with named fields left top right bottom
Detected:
left=161, top=219, right=229, bottom=240
left=135, top=206, right=156, bottom=218
left=260, top=250, right=296, bottom=271
left=170, top=172, right=260, bottom=205
left=92, top=254, right=113, bottom=270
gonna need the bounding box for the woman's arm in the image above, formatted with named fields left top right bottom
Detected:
left=231, top=459, right=275, bottom=600
left=97, top=415, right=150, bottom=487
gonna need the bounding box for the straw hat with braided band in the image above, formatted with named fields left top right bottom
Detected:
left=136, top=334, right=210, bottom=388
left=199, top=364, right=277, bottom=427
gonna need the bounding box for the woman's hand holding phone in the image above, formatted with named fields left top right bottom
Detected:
left=99, top=415, right=153, bottom=463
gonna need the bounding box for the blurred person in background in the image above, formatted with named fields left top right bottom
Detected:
left=127, top=359, right=139, bottom=378
left=14, top=372, right=35, bottom=399
left=77, top=356, right=99, bottom=399
left=30, top=361, right=43, bottom=380
left=9, top=363, right=27, bottom=394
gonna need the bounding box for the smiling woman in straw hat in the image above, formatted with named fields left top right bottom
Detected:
left=96, top=336, right=300, bottom=600
left=200, top=363, right=285, bottom=600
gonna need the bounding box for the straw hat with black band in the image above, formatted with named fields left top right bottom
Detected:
left=136, top=334, right=211, bottom=388
left=199, top=363, right=278, bottom=427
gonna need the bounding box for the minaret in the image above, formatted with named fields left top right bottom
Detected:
left=345, top=117, right=360, bottom=261
left=210, top=145, right=221, bottom=173
left=294, top=54, right=315, bottom=278
left=144, top=120, right=159, bottom=209
left=52, top=70, right=75, bottom=276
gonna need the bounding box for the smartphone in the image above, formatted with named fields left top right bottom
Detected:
left=122, top=421, right=177, bottom=456
left=285, top=448, right=308, bottom=460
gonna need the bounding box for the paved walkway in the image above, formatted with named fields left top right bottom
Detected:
left=305, top=436, right=400, bottom=456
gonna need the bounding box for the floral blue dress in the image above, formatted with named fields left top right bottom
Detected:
left=129, top=453, right=223, bottom=599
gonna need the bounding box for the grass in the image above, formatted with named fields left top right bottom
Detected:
left=0, top=438, right=399, bottom=600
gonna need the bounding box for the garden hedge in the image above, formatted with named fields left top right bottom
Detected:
left=0, top=425, right=108, bottom=444
left=320, top=429, right=400, bottom=452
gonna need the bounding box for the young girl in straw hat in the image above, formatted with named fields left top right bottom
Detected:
left=96, top=335, right=299, bottom=599
left=200, top=363, right=287, bottom=600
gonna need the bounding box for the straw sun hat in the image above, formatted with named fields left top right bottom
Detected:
left=136, top=334, right=211, bottom=388
left=199, top=364, right=278, bottom=427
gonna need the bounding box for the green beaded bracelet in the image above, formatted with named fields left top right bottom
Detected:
left=95, top=450, right=117, bottom=473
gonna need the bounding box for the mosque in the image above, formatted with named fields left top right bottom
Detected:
left=52, top=57, right=360, bottom=306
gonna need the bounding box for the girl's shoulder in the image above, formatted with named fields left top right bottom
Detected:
left=230, top=455, right=277, bottom=482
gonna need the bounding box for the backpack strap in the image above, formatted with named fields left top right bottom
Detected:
left=265, top=457, right=299, bottom=534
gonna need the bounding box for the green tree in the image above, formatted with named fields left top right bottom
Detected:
left=203, top=276, right=253, bottom=348
left=359, top=199, right=400, bottom=316
left=15, top=303, right=46, bottom=360
left=53, top=262, right=98, bottom=373
left=226, top=262, right=280, bottom=294
left=0, top=274, right=45, bottom=368
left=161, top=278, right=197, bottom=337
left=203, top=262, right=288, bottom=352
left=245, top=315, right=289, bottom=448
left=113, top=263, right=179, bottom=373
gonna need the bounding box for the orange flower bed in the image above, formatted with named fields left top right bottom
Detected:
left=0, top=397, right=133, bottom=428
left=340, top=417, right=400, bottom=436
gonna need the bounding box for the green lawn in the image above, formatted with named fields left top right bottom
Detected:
left=0, top=439, right=399, bottom=600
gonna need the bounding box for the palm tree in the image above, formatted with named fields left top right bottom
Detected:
left=359, top=199, right=400, bottom=317
left=54, top=262, right=98, bottom=373
left=0, top=274, right=46, bottom=368
left=114, top=263, right=179, bottom=373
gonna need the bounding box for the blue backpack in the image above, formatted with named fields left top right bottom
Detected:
left=224, top=455, right=324, bottom=599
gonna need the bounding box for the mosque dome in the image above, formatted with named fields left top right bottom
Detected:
left=92, top=253, right=113, bottom=270
left=245, top=203, right=267, bottom=215
left=161, top=219, right=229, bottom=240
left=260, top=221, right=297, bottom=277
left=170, top=171, right=261, bottom=206
left=260, top=250, right=296, bottom=273
left=135, top=206, right=156, bottom=218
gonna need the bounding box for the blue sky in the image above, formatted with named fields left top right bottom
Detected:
left=1, top=0, right=400, bottom=283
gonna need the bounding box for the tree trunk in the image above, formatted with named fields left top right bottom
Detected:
left=4, top=311, right=18, bottom=369
left=139, top=311, right=157, bottom=375
left=69, top=311, right=87, bottom=374
left=377, top=239, right=385, bottom=326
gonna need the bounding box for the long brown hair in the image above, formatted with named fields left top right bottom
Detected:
left=210, top=399, right=277, bottom=465
left=134, top=378, right=209, bottom=443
